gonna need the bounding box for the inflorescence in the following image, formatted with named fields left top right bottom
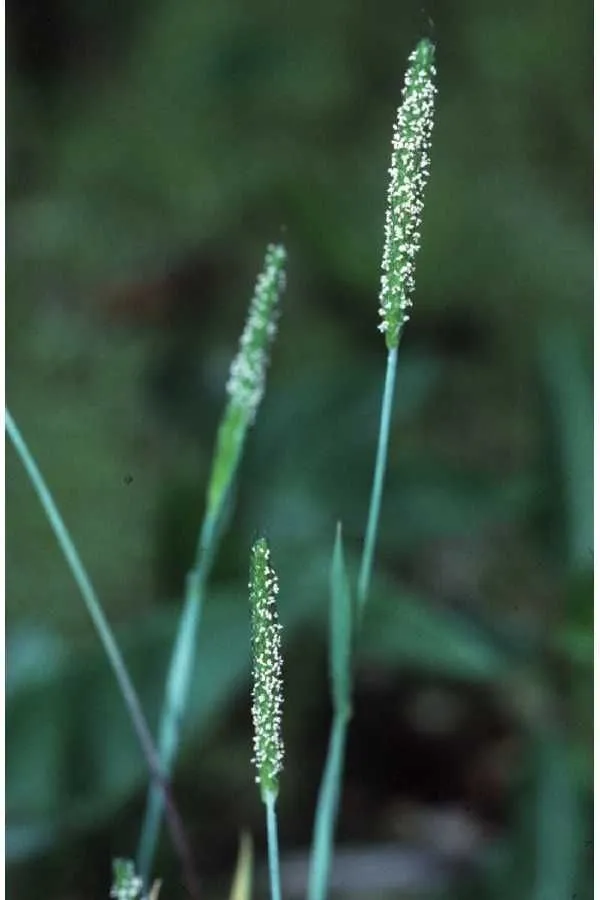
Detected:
left=378, top=38, right=436, bottom=350
left=227, top=244, right=287, bottom=424
left=110, top=860, right=145, bottom=900
left=206, top=243, right=286, bottom=517
left=249, top=538, right=284, bottom=801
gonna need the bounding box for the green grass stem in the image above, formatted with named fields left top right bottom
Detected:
left=532, top=718, right=582, bottom=900
left=307, top=714, right=350, bottom=900
left=265, top=792, right=282, bottom=900
left=137, top=508, right=218, bottom=882
left=5, top=408, right=200, bottom=900
left=357, top=346, right=398, bottom=612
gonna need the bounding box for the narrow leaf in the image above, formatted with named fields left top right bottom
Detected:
left=229, top=832, right=253, bottom=900
left=306, top=524, right=354, bottom=900
left=538, top=325, right=592, bottom=572
left=307, top=716, right=349, bottom=900
left=329, top=523, right=353, bottom=715
left=532, top=723, right=583, bottom=900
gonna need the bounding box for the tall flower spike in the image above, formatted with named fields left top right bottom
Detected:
left=378, top=38, right=436, bottom=350
left=250, top=538, right=284, bottom=802
left=206, top=244, right=286, bottom=516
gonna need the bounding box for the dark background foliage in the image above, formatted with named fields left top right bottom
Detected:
left=6, top=0, right=592, bottom=897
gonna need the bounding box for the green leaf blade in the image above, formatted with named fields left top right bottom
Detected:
left=329, top=523, right=354, bottom=716
left=533, top=724, right=585, bottom=900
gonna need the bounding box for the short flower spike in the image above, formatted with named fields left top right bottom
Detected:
left=378, top=38, right=436, bottom=350
left=249, top=538, right=284, bottom=801
left=110, top=860, right=144, bottom=900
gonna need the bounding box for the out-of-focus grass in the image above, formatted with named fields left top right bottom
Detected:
left=6, top=0, right=591, bottom=897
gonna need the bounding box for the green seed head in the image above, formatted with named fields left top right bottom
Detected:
left=379, top=38, right=436, bottom=350
left=206, top=244, right=286, bottom=517
left=226, top=244, right=286, bottom=422
left=249, top=538, right=284, bottom=801
left=110, top=860, right=144, bottom=900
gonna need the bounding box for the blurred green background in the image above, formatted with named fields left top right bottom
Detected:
left=6, top=0, right=593, bottom=897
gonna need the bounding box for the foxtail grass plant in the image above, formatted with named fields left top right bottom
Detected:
left=137, top=245, right=286, bottom=884
left=5, top=410, right=200, bottom=900
left=308, top=38, right=437, bottom=900
left=358, top=36, right=436, bottom=612
left=9, top=35, right=439, bottom=899
left=249, top=538, right=284, bottom=900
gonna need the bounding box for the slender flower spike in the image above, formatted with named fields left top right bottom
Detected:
left=206, top=244, right=286, bottom=516
left=227, top=244, right=286, bottom=421
left=378, top=38, right=436, bottom=350
left=249, top=538, right=284, bottom=802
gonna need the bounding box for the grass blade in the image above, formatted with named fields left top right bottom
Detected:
left=229, top=833, right=253, bottom=900
left=538, top=325, right=592, bottom=571
left=532, top=722, right=583, bottom=900
left=5, top=409, right=200, bottom=899
left=307, top=716, right=349, bottom=900
left=136, top=518, right=214, bottom=883
left=329, top=523, right=353, bottom=714
left=308, top=525, right=354, bottom=900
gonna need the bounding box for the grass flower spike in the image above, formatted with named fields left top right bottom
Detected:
left=227, top=244, right=286, bottom=422
left=359, top=37, right=437, bottom=611
left=207, top=244, right=286, bottom=516
left=379, top=38, right=436, bottom=350
left=110, top=860, right=144, bottom=900
left=137, top=244, right=286, bottom=884
left=250, top=538, right=284, bottom=802
left=249, top=538, right=284, bottom=900
left=313, top=39, right=438, bottom=900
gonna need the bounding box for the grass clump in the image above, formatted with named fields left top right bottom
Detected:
left=7, top=35, right=436, bottom=896
left=19, top=35, right=569, bottom=900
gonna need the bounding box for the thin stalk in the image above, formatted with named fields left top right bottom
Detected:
left=137, top=509, right=218, bottom=883
left=357, top=346, right=398, bottom=612
left=532, top=715, right=582, bottom=900
left=5, top=408, right=200, bottom=900
left=138, top=244, right=286, bottom=881
left=265, top=792, right=282, bottom=900
left=307, top=712, right=350, bottom=900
